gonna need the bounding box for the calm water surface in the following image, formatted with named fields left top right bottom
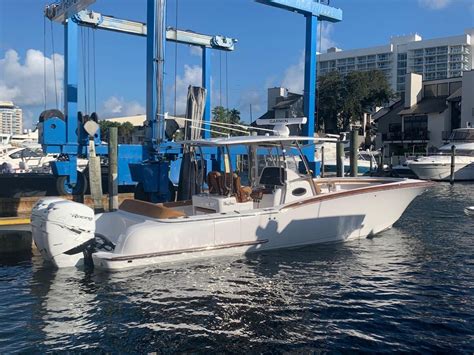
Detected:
left=1, top=183, right=473, bottom=352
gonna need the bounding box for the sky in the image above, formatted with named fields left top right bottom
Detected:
left=0, top=0, right=473, bottom=129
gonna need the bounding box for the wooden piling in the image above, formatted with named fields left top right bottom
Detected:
left=88, top=140, right=104, bottom=213
left=450, top=144, right=456, bottom=185
left=369, top=152, right=373, bottom=174
left=108, top=127, right=119, bottom=211
left=336, top=140, right=344, bottom=177
left=350, top=129, right=358, bottom=177
left=378, top=146, right=385, bottom=174
left=320, top=146, right=325, bottom=178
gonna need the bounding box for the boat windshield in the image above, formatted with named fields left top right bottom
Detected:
left=449, top=129, right=474, bottom=142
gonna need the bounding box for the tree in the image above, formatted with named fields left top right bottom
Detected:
left=99, top=120, right=135, bottom=143
left=317, top=69, right=394, bottom=133
left=211, top=106, right=242, bottom=137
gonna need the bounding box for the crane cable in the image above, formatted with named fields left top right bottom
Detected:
left=225, top=52, right=229, bottom=110
left=92, top=29, right=97, bottom=113
left=43, top=15, right=47, bottom=111
left=173, top=0, right=179, bottom=117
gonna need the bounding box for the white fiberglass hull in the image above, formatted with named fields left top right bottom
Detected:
left=408, top=158, right=474, bottom=181
left=92, top=179, right=430, bottom=270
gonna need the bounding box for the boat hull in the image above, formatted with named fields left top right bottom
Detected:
left=408, top=161, right=474, bottom=181
left=92, top=179, right=430, bottom=270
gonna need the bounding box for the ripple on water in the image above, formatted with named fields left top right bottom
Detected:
left=0, top=182, right=473, bottom=352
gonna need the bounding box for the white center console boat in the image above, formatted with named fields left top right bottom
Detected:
left=32, top=135, right=432, bottom=270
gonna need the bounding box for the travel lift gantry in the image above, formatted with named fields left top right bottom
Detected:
left=257, top=0, right=342, bottom=174
left=40, top=0, right=237, bottom=198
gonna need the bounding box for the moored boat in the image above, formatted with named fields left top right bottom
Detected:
left=31, top=135, right=432, bottom=270
left=408, top=128, right=474, bottom=181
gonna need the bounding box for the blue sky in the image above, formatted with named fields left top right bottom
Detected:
left=1, top=0, right=473, bottom=128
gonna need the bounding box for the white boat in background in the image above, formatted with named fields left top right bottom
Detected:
left=464, top=206, right=474, bottom=217
left=31, top=135, right=431, bottom=270
left=408, top=128, right=474, bottom=181
left=0, top=146, right=88, bottom=174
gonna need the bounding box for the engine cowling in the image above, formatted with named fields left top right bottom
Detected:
left=31, top=198, right=96, bottom=268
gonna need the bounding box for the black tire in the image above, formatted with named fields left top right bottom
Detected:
left=39, top=109, right=64, bottom=122
left=56, top=172, right=88, bottom=196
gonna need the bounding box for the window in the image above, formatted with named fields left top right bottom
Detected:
left=437, top=83, right=449, bottom=96
left=424, top=84, right=436, bottom=97
left=449, top=81, right=462, bottom=94
left=404, top=115, right=428, bottom=140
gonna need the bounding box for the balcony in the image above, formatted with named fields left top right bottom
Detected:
left=382, top=130, right=430, bottom=142
left=382, top=132, right=402, bottom=141
left=403, top=130, right=430, bottom=141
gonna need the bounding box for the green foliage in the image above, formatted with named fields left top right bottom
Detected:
left=99, top=120, right=135, bottom=143
left=211, top=106, right=242, bottom=137
left=317, top=70, right=394, bottom=133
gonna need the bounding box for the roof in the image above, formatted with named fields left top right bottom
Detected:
left=447, top=87, right=462, bottom=102
left=105, top=115, right=146, bottom=127
left=372, top=99, right=403, bottom=121
left=272, top=93, right=302, bottom=110
left=399, top=96, right=448, bottom=116
left=373, top=99, right=405, bottom=122
left=179, top=135, right=338, bottom=147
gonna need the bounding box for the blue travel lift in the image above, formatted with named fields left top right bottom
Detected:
left=40, top=0, right=237, bottom=199
left=39, top=0, right=342, bottom=199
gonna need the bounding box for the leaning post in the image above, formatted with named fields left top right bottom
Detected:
left=108, top=127, right=119, bottom=211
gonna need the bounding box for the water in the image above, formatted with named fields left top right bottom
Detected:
left=1, top=183, right=473, bottom=352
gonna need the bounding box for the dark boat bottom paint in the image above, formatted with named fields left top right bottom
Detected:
left=0, top=182, right=473, bottom=352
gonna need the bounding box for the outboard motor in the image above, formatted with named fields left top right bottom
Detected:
left=31, top=199, right=96, bottom=268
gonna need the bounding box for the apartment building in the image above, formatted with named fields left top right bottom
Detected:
left=0, top=101, right=23, bottom=135
left=318, top=28, right=473, bottom=93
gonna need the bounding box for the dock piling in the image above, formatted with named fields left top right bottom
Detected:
left=336, top=136, right=344, bottom=177
left=350, top=129, right=358, bottom=177
left=320, top=146, right=325, bottom=178
left=88, top=140, right=104, bottom=213
left=108, top=127, right=119, bottom=211
left=450, top=144, right=456, bottom=185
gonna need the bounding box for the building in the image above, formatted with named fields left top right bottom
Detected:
left=318, top=28, right=474, bottom=93
left=252, top=87, right=304, bottom=135
left=374, top=70, right=473, bottom=161
left=0, top=101, right=23, bottom=135
left=104, top=115, right=146, bottom=144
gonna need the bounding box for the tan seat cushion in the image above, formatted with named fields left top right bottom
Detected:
left=119, top=199, right=186, bottom=219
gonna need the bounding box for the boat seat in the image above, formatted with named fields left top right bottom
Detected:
left=119, top=199, right=186, bottom=219
left=207, top=171, right=251, bottom=203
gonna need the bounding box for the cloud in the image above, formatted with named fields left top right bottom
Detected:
left=281, top=52, right=305, bottom=94
left=0, top=49, right=64, bottom=107
left=166, top=64, right=203, bottom=115
left=189, top=46, right=203, bottom=57
left=418, top=0, right=453, bottom=9
left=101, top=96, right=145, bottom=118
left=279, top=23, right=336, bottom=94
left=236, top=90, right=265, bottom=123
left=317, top=23, right=336, bottom=53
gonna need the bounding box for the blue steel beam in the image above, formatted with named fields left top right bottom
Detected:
left=64, top=19, right=78, bottom=184
left=146, top=0, right=157, bottom=151
left=255, top=0, right=342, bottom=21
left=256, top=0, right=342, bottom=175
